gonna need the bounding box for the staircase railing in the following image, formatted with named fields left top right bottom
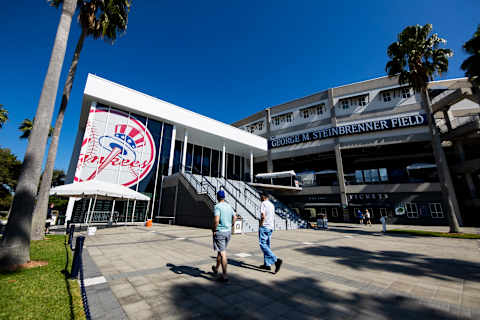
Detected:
left=182, top=172, right=259, bottom=232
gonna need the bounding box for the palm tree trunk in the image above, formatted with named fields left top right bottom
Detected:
left=31, top=29, right=87, bottom=241
left=421, top=89, right=462, bottom=233
left=0, top=0, right=77, bottom=266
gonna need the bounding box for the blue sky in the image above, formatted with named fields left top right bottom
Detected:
left=0, top=0, right=478, bottom=172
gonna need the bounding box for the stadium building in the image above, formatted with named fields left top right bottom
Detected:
left=65, top=74, right=480, bottom=228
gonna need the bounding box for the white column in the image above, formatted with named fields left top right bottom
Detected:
left=221, top=144, right=226, bottom=178
left=109, top=200, right=116, bottom=223
left=64, top=197, right=78, bottom=225
left=181, top=130, right=188, bottom=173
left=250, top=151, right=254, bottom=182
left=167, top=125, right=177, bottom=175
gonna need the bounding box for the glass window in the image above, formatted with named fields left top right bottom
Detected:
left=380, top=208, right=388, bottom=217
left=138, top=119, right=162, bottom=194
left=405, top=203, right=419, bottom=218
left=341, top=100, right=349, bottom=109
left=359, top=96, right=367, bottom=106
left=211, top=149, right=220, bottom=178
left=355, top=170, right=364, bottom=184
left=370, top=169, right=379, bottom=182
left=202, top=147, right=211, bottom=176
left=185, top=143, right=193, bottom=172
left=302, top=109, right=309, bottom=118
left=379, top=168, right=388, bottom=182
left=234, top=155, right=241, bottom=180
left=382, top=91, right=392, bottom=102
left=363, top=169, right=372, bottom=183
left=193, top=145, right=202, bottom=174
left=429, top=203, right=444, bottom=218
left=172, top=140, right=182, bottom=174
left=159, top=124, right=173, bottom=176
left=332, top=208, right=339, bottom=217
left=402, top=87, right=411, bottom=98
left=227, top=153, right=234, bottom=179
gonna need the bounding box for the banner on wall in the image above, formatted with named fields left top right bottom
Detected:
left=74, top=106, right=156, bottom=188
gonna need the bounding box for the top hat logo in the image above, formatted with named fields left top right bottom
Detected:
left=76, top=107, right=156, bottom=187
left=99, top=124, right=146, bottom=161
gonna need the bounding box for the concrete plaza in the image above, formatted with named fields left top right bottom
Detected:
left=80, top=223, right=480, bottom=319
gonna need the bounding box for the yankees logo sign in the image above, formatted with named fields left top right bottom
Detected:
left=74, top=106, right=156, bottom=187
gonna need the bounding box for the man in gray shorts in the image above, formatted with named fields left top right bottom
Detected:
left=212, top=190, right=236, bottom=282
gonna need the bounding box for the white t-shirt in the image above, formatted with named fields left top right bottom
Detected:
left=365, top=211, right=370, bottom=218
left=260, top=199, right=275, bottom=230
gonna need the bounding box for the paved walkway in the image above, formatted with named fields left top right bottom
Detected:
left=80, top=223, right=480, bottom=319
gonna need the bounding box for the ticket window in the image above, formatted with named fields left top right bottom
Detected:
left=379, top=208, right=388, bottom=217
left=319, top=208, right=327, bottom=217
left=331, top=207, right=339, bottom=218
left=304, top=208, right=317, bottom=221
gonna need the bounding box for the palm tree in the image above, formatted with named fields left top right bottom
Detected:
left=386, top=23, right=462, bottom=233
left=0, top=105, right=7, bottom=129
left=0, top=0, right=77, bottom=267
left=18, top=118, right=54, bottom=140
left=461, top=25, right=480, bottom=88
left=30, top=0, right=131, bottom=240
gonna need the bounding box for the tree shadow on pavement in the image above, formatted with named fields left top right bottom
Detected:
left=163, top=272, right=460, bottom=320
left=295, top=245, right=480, bottom=282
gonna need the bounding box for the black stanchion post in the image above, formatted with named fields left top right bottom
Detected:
left=66, top=220, right=71, bottom=234
left=68, top=224, right=75, bottom=246
left=71, top=236, right=85, bottom=279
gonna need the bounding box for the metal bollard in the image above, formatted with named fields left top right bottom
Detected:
left=68, top=224, right=76, bottom=246
left=71, top=236, right=85, bottom=279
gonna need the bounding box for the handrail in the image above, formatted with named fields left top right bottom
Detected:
left=220, top=184, right=259, bottom=221
left=223, top=177, right=241, bottom=193
left=245, top=187, right=260, bottom=201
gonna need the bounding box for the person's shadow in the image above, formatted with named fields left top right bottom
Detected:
left=228, top=259, right=272, bottom=273
left=166, top=263, right=214, bottom=280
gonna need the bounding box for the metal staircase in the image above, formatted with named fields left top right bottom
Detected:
left=181, top=171, right=306, bottom=232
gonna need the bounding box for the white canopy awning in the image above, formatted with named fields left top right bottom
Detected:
left=256, top=170, right=296, bottom=179
left=406, top=163, right=437, bottom=170
left=50, top=181, right=150, bottom=201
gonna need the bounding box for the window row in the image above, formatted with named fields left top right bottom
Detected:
left=381, top=87, right=412, bottom=102
left=246, top=121, right=264, bottom=133
left=339, top=94, right=369, bottom=110
left=272, top=112, right=293, bottom=126
left=173, top=142, right=246, bottom=180
left=404, top=202, right=444, bottom=219
left=300, top=103, right=326, bottom=119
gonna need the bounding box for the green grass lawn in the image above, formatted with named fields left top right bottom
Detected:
left=0, top=235, right=85, bottom=320
left=388, top=229, right=480, bottom=239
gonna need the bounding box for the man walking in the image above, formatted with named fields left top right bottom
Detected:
left=212, top=190, right=236, bottom=282
left=258, top=193, right=283, bottom=273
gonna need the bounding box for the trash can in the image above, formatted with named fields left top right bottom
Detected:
left=87, top=226, right=97, bottom=236
left=233, top=217, right=243, bottom=234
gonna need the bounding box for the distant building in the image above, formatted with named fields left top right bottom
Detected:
left=232, top=76, right=479, bottom=226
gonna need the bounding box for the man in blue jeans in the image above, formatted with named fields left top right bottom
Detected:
left=212, top=190, right=236, bottom=282
left=258, top=193, right=283, bottom=273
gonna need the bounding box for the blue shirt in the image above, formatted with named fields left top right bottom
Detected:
left=214, top=201, right=235, bottom=232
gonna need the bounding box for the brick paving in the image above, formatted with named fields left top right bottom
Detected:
left=80, top=223, right=480, bottom=319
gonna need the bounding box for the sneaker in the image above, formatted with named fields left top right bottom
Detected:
left=258, top=264, right=271, bottom=271
left=274, top=259, right=283, bottom=274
